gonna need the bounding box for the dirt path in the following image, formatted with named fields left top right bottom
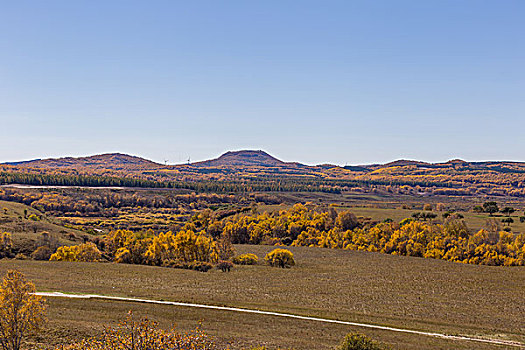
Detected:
left=35, top=291, right=525, bottom=348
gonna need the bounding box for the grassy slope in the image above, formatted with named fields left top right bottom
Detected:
left=0, top=200, right=88, bottom=253
left=1, top=245, right=524, bottom=349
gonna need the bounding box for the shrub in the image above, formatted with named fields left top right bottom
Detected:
left=233, top=253, right=259, bottom=265
left=216, top=260, right=233, bottom=272
left=338, top=333, right=388, bottom=350
left=58, top=313, right=218, bottom=350
left=246, top=347, right=293, bottom=350
left=50, top=243, right=102, bottom=262
left=336, top=211, right=359, bottom=231
left=0, top=232, right=14, bottom=259
left=28, top=214, right=40, bottom=221
left=75, top=243, right=102, bottom=261
left=264, top=249, right=295, bottom=268
left=31, top=246, right=52, bottom=261
left=162, top=260, right=213, bottom=272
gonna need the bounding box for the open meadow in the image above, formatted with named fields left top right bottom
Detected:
left=1, top=245, right=524, bottom=349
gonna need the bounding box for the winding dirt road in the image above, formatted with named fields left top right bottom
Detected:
left=35, top=291, right=525, bottom=348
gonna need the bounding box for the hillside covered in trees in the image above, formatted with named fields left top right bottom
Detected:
left=3, top=151, right=525, bottom=197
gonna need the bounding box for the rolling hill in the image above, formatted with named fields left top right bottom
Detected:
left=6, top=153, right=162, bottom=171
left=3, top=151, right=525, bottom=197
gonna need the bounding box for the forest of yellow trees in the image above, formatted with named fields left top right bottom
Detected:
left=43, top=204, right=525, bottom=267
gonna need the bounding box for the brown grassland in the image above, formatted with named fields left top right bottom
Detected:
left=1, top=245, right=524, bottom=349
left=2, top=154, right=525, bottom=349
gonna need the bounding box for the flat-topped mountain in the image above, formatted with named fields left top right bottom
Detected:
left=192, top=150, right=304, bottom=168
left=7, top=153, right=161, bottom=170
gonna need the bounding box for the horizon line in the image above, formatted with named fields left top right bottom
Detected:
left=2, top=150, right=525, bottom=167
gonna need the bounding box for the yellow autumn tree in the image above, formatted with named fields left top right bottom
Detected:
left=0, top=270, right=47, bottom=350
left=0, top=233, right=13, bottom=259
left=145, top=230, right=218, bottom=266
left=49, top=243, right=101, bottom=262
left=265, top=249, right=295, bottom=268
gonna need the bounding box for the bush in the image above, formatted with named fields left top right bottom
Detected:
left=50, top=243, right=102, bottom=262
left=0, top=232, right=14, bottom=259
left=216, top=260, right=233, bottom=272
left=58, top=313, right=218, bottom=350
left=28, top=214, right=40, bottom=221
left=264, top=249, right=295, bottom=268
left=233, top=253, right=259, bottom=265
left=246, top=347, right=293, bottom=350
left=31, top=246, right=52, bottom=261
left=162, top=260, right=213, bottom=272
left=338, top=333, right=388, bottom=350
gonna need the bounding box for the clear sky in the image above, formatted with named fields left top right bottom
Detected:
left=1, top=1, right=524, bottom=165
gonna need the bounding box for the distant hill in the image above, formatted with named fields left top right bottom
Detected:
left=7, top=153, right=161, bottom=171
left=4, top=151, right=525, bottom=197
left=192, top=150, right=299, bottom=168
left=6, top=152, right=525, bottom=176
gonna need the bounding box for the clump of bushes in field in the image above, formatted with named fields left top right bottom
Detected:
left=103, top=226, right=226, bottom=270
left=233, top=253, right=259, bottom=265
left=47, top=225, right=233, bottom=272
left=265, top=249, right=295, bottom=268
left=209, top=204, right=525, bottom=266
left=40, top=202, right=525, bottom=268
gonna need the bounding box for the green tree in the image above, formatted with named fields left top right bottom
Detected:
left=483, top=202, right=499, bottom=216
left=501, top=207, right=515, bottom=217
left=472, top=205, right=484, bottom=213
left=502, top=217, right=514, bottom=227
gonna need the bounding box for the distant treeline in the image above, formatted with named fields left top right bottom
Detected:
left=0, top=171, right=345, bottom=193
left=0, top=172, right=165, bottom=188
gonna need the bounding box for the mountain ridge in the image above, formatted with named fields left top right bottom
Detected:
left=5, top=153, right=162, bottom=170
left=4, top=151, right=525, bottom=172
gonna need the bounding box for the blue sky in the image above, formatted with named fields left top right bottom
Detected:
left=1, top=1, right=524, bottom=165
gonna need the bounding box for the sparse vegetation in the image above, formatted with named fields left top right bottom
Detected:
left=58, top=314, right=219, bottom=350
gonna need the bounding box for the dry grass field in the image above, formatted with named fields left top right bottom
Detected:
left=349, top=206, right=525, bottom=233
left=1, top=245, right=524, bottom=349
